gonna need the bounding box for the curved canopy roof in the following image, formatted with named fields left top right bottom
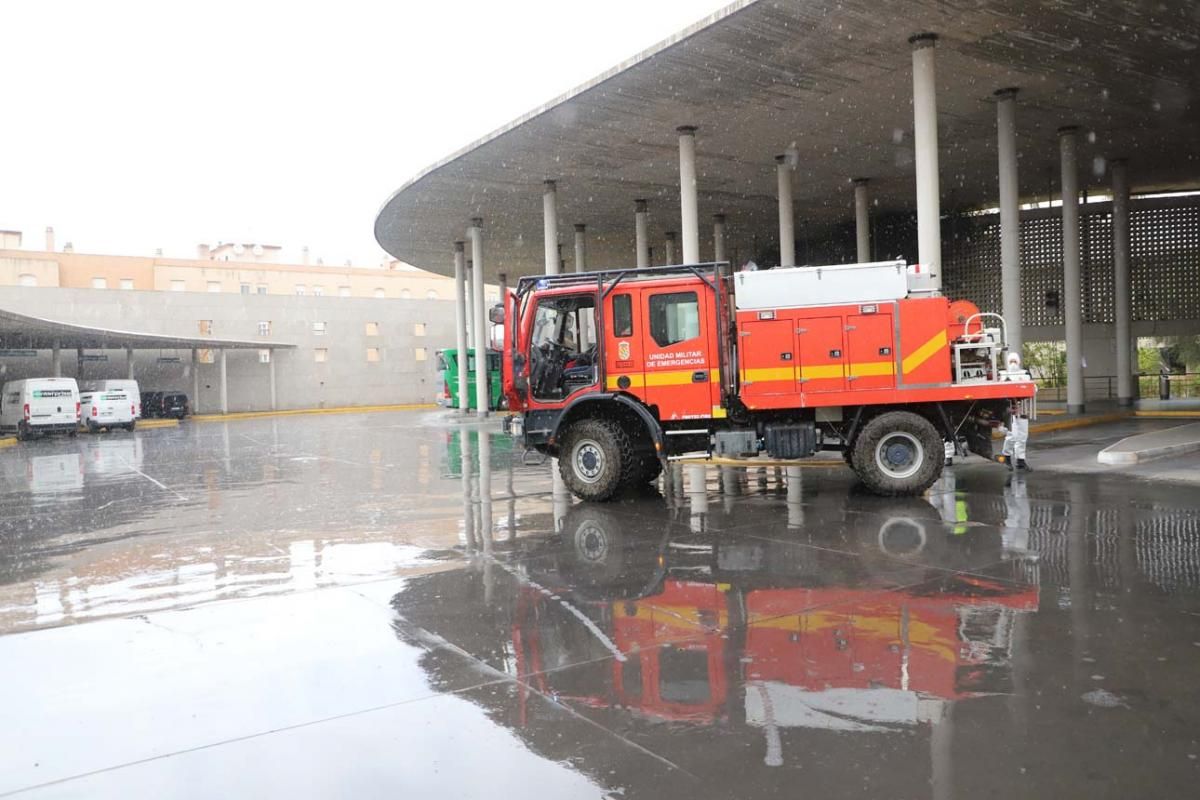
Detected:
left=375, top=0, right=1199, bottom=281
left=0, top=307, right=296, bottom=351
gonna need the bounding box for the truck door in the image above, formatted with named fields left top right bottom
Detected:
left=640, top=287, right=717, bottom=420
left=796, top=316, right=845, bottom=393
left=739, top=318, right=796, bottom=401
left=845, top=312, right=896, bottom=390
left=604, top=289, right=646, bottom=400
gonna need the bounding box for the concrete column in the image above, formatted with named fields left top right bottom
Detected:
left=634, top=200, right=649, bottom=268
left=713, top=214, right=727, bottom=263
left=453, top=242, right=470, bottom=414
left=51, top=341, right=62, bottom=377
left=219, top=349, right=228, bottom=415
left=677, top=125, right=700, bottom=264
left=910, top=33, right=942, bottom=288
left=1059, top=126, right=1084, bottom=414
left=1112, top=158, right=1133, bottom=406
left=664, top=231, right=677, bottom=265
left=191, top=348, right=200, bottom=414
left=543, top=180, right=560, bottom=275
left=853, top=178, right=871, bottom=262
left=464, top=259, right=474, bottom=342
left=497, top=272, right=507, bottom=301
left=776, top=155, right=795, bottom=267
left=268, top=350, right=277, bottom=411
left=125, top=346, right=135, bottom=379
left=573, top=224, right=587, bottom=273
left=996, top=88, right=1022, bottom=355
left=468, top=218, right=489, bottom=417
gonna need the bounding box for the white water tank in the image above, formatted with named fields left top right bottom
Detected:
left=734, top=260, right=910, bottom=310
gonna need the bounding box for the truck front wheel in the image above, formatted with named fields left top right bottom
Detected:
left=559, top=418, right=632, bottom=502
left=852, top=411, right=943, bottom=496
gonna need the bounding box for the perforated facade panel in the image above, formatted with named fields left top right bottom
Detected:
left=943, top=197, right=1200, bottom=327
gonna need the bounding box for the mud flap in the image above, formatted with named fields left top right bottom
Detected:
left=964, top=420, right=994, bottom=460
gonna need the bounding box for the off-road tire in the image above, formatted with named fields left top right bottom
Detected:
left=852, top=410, right=943, bottom=496
left=559, top=418, right=634, bottom=502
left=622, top=452, right=663, bottom=488
left=126, top=421, right=136, bottom=432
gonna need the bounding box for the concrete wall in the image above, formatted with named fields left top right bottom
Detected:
left=0, top=287, right=457, bottom=412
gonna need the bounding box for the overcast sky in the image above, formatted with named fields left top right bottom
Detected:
left=0, top=0, right=731, bottom=266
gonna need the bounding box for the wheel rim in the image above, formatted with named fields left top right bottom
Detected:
left=874, top=431, right=924, bottom=480
left=572, top=438, right=606, bottom=484
left=575, top=521, right=609, bottom=562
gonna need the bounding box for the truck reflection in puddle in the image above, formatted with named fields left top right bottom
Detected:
left=392, top=486, right=1039, bottom=773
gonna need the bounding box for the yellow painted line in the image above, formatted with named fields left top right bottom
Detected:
left=137, top=419, right=180, bottom=429
left=848, top=361, right=895, bottom=378
left=676, top=455, right=845, bottom=468
left=743, top=367, right=794, bottom=383
left=902, top=330, right=947, bottom=375
left=991, top=412, right=1130, bottom=439
left=1038, top=409, right=1066, bottom=416
left=192, top=403, right=437, bottom=423
left=799, top=364, right=844, bottom=380
left=0, top=437, right=16, bottom=449
left=1134, top=410, right=1200, bottom=418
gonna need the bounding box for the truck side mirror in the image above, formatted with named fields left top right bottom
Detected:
left=488, top=304, right=505, bottom=325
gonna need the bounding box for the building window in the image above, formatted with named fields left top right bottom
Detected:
left=314, top=348, right=328, bottom=363
left=259, top=349, right=271, bottom=364
left=339, top=286, right=352, bottom=297
left=199, top=320, right=213, bottom=335
left=426, top=289, right=439, bottom=300
left=240, top=283, right=251, bottom=295
left=207, top=281, right=221, bottom=293
left=256, top=284, right=268, bottom=295
left=413, top=322, right=426, bottom=337
left=120, top=278, right=135, bottom=291
left=414, top=347, right=427, bottom=362
left=367, top=347, right=381, bottom=363
left=258, top=321, right=271, bottom=336
left=365, top=322, right=379, bottom=336
left=18, top=273, right=37, bottom=287
left=91, top=277, right=108, bottom=289
left=312, top=285, right=324, bottom=297
left=312, top=321, right=326, bottom=335
left=373, top=288, right=386, bottom=299
left=170, top=279, right=186, bottom=292
left=295, top=284, right=307, bottom=296
left=399, top=288, right=411, bottom=300
left=198, top=349, right=214, bottom=364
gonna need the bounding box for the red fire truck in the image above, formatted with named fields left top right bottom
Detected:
left=500, top=259, right=1036, bottom=499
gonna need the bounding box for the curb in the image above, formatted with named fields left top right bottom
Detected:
left=0, top=437, right=16, bottom=449
left=190, top=403, right=437, bottom=423
left=1098, top=422, right=1200, bottom=465
left=136, top=419, right=180, bottom=430
left=675, top=456, right=846, bottom=468
left=1133, top=410, right=1200, bottom=418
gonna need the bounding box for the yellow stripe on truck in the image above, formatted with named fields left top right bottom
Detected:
left=848, top=361, right=895, bottom=377
left=902, top=330, right=948, bottom=375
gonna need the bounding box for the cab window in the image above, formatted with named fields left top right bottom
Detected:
left=529, top=293, right=597, bottom=400
left=649, top=292, right=699, bottom=347
left=612, top=294, right=633, bottom=337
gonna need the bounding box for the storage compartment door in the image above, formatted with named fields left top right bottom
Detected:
left=796, top=316, right=845, bottom=393
left=739, top=319, right=797, bottom=402
left=846, top=314, right=896, bottom=390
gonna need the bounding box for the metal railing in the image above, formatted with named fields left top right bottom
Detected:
left=1033, top=373, right=1200, bottom=401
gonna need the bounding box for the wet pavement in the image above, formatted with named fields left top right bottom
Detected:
left=3, top=411, right=1200, bottom=798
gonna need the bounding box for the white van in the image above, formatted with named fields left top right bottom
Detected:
left=0, top=378, right=81, bottom=440
left=80, top=390, right=137, bottom=432
left=82, top=380, right=142, bottom=418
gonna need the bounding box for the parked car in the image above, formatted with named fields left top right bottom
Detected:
left=0, top=378, right=81, bottom=440
left=140, top=391, right=163, bottom=417
left=141, top=390, right=189, bottom=419
left=82, top=380, right=141, bottom=418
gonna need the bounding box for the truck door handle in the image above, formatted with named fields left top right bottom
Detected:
left=692, top=371, right=708, bottom=383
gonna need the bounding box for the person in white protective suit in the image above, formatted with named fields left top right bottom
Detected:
left=999, top=352, right=1032, bottom=471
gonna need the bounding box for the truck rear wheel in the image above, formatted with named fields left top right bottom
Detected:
left=559, top=419, right=633, bottom=502
left=852, top=411, right=943, bottom=496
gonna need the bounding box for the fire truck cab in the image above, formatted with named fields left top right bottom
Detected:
left=501, top=260, right=1036, bottom=500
